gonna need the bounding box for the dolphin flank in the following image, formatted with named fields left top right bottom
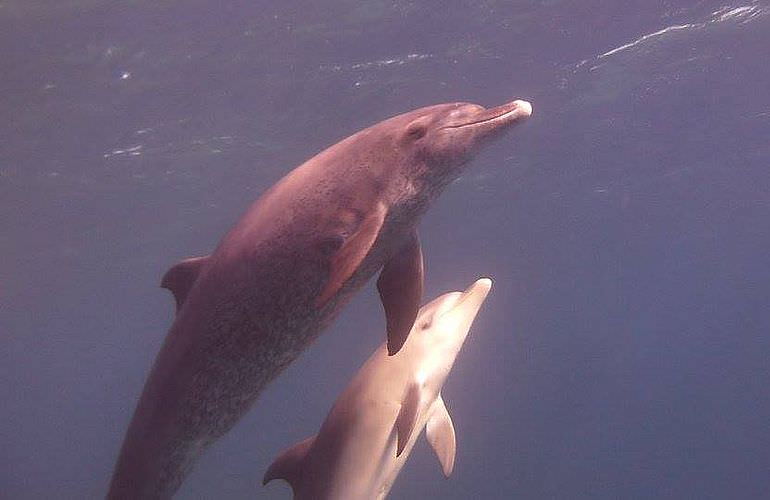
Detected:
left=108, top=99, right=531, bottom=499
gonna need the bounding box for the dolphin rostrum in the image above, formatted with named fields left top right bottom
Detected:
left=108, top=99, right=531, bottom=498
left=264, top=278, right=493, bottom=499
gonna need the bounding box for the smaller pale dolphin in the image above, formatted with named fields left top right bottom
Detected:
left=263, top=278, right=493, bottom=499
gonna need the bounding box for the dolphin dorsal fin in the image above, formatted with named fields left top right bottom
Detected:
left=160, top=255, right=210, bottom=311
left=263, top=435, right=315, bottom=490
left=426, top=394, right=456, bottom=477
left=395, top=382, right=422, bottom=457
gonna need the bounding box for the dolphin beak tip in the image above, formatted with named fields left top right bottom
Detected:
left=474, top=277, right=493, bottom=293
left=512, top=99, right=532, bottom=118
left=460, top=277, right=493, bottom=302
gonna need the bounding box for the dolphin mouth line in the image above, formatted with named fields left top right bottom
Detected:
left=437, top=278, right=492, bottom=319
left=440, top=100, right=532, bottom=130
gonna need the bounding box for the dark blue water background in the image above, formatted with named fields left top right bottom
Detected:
left=2, top=1, right=769, bottom=498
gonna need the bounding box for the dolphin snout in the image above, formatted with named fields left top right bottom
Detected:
left=511, top=99, right=532, bottom=118
left=455, top=277, right=492, bottom=312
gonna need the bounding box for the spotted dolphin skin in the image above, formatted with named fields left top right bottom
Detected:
left=108, top=99, right=531, bottom=499
left=264, top=278, right=493, bottom=499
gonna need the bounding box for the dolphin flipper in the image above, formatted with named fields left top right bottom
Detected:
left=426, top=394, right=456, bottom=477
left=395, top=382, right=422, bottom=457
left=263, top=435, right=316, bottom=489
left=161, top=255, right=210, bottom=311
left=317, top=201, right=387, bottom=307
left=377, top=230, right=423, bottom=355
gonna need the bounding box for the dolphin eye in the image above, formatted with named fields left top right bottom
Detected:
left=420, top=319, right=432, bottom=330
left=406, top=122, right=427, bottom=140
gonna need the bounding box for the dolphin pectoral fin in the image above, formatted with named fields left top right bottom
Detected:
left=317, top=201, right=387, bottom=307
left=263, top=435, right=315, bottom=489
left=395, top=383, right=422, bottom=457
left=426, top=394, right=457, bottom=477
left=160, top=255, right=210, bottom=311
left=377, top=230, right=423, bottom=355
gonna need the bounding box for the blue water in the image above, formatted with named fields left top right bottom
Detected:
left=2, top=1, right=769, bottom=498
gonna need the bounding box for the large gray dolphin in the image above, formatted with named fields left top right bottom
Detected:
left=108, top=99, right=531, bottom=499
left=264, top=278, right=492, bottom=499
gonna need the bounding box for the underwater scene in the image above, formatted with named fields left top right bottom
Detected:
left=2, top=1, right=769, bottom=498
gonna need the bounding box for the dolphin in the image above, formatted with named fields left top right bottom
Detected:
left=108, top=99, right=531, bottom=499
left=264, top=278, right=492, bottom=499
